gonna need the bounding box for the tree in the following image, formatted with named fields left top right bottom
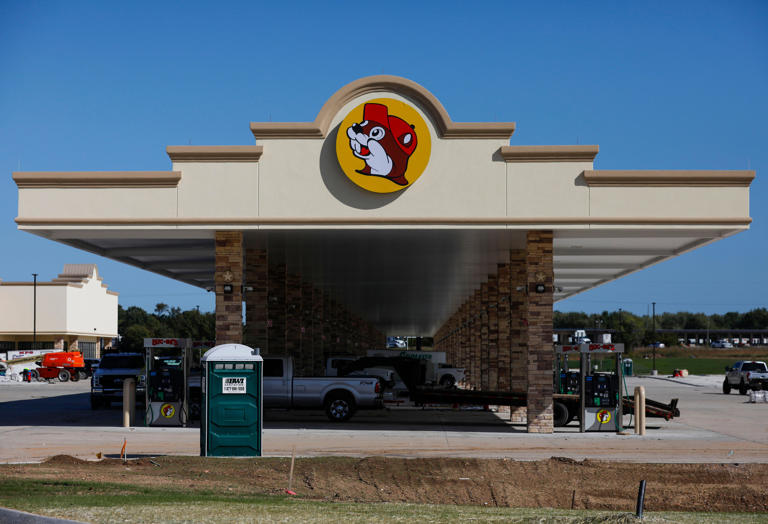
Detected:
left=154, top=303, right=169, bottom=316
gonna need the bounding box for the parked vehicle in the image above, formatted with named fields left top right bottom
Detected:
left=723, top=361, right=768, bottom=395
left=90, top=352, right=146, bottom=409
left=711, top=340, right=734, bottom=349
left=748, top=369, right=768, bottom=391
left=33, top=351, right=86, bottom=382
left=437, top=363, right=465, bottom=388
left=263, top=356, right=383, bottom=422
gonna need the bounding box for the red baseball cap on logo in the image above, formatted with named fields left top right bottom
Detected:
left=362, top=103, right=417, bottom=157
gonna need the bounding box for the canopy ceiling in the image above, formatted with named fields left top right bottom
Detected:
left=42, top=225, right=740, bottom=335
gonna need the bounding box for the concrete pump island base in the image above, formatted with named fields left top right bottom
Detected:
left=13, top=75, right=754, bottom=438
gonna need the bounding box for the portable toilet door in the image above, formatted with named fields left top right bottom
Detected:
left=200, top=344, right=263, bottom=457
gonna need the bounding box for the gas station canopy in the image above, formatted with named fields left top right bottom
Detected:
left=13, top=75, right=753, bottom=335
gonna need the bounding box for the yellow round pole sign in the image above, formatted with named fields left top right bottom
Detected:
left=336, top=98, right=431, bottom=193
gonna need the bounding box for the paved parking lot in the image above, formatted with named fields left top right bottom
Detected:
left=0, top=375, right=766, bottom=463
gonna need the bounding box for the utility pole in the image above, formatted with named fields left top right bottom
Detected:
left=652, top=302, right=657, bottom=374
left=32, top=273, right=38, bottom=350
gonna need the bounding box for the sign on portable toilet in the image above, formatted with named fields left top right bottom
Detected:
left=200, top=344, right=263, bottom=457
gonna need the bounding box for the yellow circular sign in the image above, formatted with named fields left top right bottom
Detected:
left=597, top=409, right=611, bottom=424
left=336, top=98, right=431, bottom=193
left=161, top=403, right=175, bottom=418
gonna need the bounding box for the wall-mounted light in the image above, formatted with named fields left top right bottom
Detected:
left=535, top=284, right=546, bottom=294
left=223, top=284, right=233, bottom=294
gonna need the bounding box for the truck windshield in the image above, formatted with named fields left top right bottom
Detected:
left=99, top=356, right=144, bottom=369
left=742, top=362, right=768, bottom=372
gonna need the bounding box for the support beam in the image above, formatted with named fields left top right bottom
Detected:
left=215, top=231, right=243, bottom=344
left=525, top=231, right=554, bottom=433
left=245, top=248, right=268, bottom=352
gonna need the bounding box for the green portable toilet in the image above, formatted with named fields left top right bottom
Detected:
left=200, top=344, right=263, bottom=457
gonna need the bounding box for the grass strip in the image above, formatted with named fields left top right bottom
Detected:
left=0, top=477, right=763, bottom=524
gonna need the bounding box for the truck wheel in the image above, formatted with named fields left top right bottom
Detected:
left=553, top=401, right=570, bottom=427
left=722, top=379, right=731, bottom=394
left=439, top=374, right=456, bottom=388
left=77, top=370, right=87, bottom=381
left=325, top=393, right=355, bottom=422
left=739, top=381, right=748, bottom=395
left=30, top=369, right=40, bottom=382
left=58, top=369, right=71, bottom=382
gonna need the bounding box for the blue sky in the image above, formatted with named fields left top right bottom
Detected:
left=1, top=1, right=766, bottom=318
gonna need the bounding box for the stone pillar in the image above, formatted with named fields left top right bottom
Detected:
left=461, top=301, right=470, bottom=381
left=480, top=281, right=490, bottom=390
left=312, top=286, right=325, bottom=376
left=525, top=231, right=555, bottom=433
left=54, top=337, right=65, bottom=350
left=509, top=249, right=528, bottom=423
left=301, top=281, right=314, bottom=375
left=487, top=274, right=499, bottom=391
left=286, top=272, right=302, bottom=370
left=497, top=263, right=511, bottom=391
left=245, top=248, right=268, bottom=352
left=470, top=289, right=482, bottom=388
left=215, top=231, right=243, bottom=345
left=268, top=263, right=286, bottom=355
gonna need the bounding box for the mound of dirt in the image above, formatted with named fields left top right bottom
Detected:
left=16, top=456, right=768, bottom=513
left=43, top=455, right=88, bottom=466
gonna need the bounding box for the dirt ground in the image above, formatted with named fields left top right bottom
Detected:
left=2, top=455, right=766, bottom=513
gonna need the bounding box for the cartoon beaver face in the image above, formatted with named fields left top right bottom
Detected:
left=346, top=103, right=417, bottom=186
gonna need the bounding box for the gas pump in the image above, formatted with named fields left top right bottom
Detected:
left=555, top=343, right=581, bottom=395
left=144, top=338, right=193, bottom=427
left=579, top=342, right=624, bottom=432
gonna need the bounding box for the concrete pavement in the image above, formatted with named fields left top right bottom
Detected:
left=1, top=376, right=766, bottom=463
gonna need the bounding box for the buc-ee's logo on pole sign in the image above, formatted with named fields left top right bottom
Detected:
left=336, top=98, right=431, bottom=193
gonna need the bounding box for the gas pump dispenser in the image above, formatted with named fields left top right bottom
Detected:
left=579, top=342, right=624, bottom=432
left=555, top=344, right=581, bottom=395
left=144, top=338, right=193, bottom=427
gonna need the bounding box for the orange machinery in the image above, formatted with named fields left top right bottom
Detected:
left=35, top=351, right=86, bottom=382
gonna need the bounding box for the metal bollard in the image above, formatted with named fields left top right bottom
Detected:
left=123, top=378, right=135, bottom=427
left=634, top=386, right=646, bottom=436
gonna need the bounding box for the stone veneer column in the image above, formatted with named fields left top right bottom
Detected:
left=286, top=272, right=302, bottom=372
left=480, top=281, right=490, bottom=390
left=525, top=231, right=555, bottom=433
left=470, top=289, right=482, bottom=388
left=487, top=274, right=499, bottom=390
left=215, top=231, right=243, bottom=345
left=54, top=337, right=65, bottom=350
left=312, top=286, right=324, bottom=376
left=460, top=301, right=470, bottom=385
left=509, top=248, right=528, bottom=423
left=245, top=248, right=268, bottom=352
left=497, top=263, right=511, bottom=391
left=301, top=281, right=314, bottom=375
left=268, top=263, right=286, bottom=355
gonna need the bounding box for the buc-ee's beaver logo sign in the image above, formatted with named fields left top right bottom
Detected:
left=336, top=98, right=431, bottom=193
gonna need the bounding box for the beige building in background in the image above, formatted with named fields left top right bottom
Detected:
left=0, top=264, right=118, bottom=359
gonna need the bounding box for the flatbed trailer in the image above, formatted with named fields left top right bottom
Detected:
left=339, top=356, right=680, bottom=428
left=410, top=388, right=680, bottom=427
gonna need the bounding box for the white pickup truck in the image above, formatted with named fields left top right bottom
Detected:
left=263, top=356, right=383, bottom=421
left=723, top=361, right=768, bottom=395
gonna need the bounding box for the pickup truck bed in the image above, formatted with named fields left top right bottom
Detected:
left=263, top=356, right=383, bottom=421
